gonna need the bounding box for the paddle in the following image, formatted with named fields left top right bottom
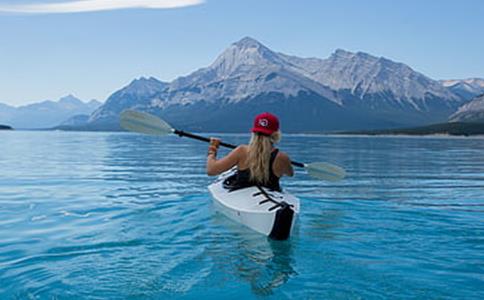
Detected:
left=120, top=109, right=346, bottom=181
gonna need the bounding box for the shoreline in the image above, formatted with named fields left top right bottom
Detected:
left=5, top=129, right=484, bottom=139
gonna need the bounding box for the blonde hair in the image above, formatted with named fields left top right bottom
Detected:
left=247, top=131, right=281, bottom=184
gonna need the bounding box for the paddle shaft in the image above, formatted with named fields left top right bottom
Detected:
left=173, top=129, right=305, bottom=168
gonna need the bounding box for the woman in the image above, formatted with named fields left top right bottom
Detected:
left=206, top=112, right=293, bottom=191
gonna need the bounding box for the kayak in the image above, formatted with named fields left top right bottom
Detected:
left=208, top=169, right=300, bottom=240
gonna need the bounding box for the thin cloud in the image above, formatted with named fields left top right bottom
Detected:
left=0, top=0, right=204, bottom=14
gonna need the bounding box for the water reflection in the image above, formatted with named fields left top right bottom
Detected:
left=245, top=239, right=296, bottom=296
left=210, top=214, right=297, bottom=296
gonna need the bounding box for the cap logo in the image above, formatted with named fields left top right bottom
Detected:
left=258, top=118, right=268, bottom=127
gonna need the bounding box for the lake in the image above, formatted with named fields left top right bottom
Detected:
left=0, top=131, right=483, bottom=299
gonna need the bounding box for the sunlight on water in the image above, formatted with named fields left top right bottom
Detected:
left=0, top=131, right=483, bottom=299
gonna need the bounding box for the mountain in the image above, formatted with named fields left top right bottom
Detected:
left=58, top=114, right=90, bottom=127
left=281, top=49, right=459, bottom=105
left=0, top=95, right=102, bottom=129
left=440, top=78, right=484, bottom=100
left=165, top=37, right=339, bottom=105
left=85, top=77, right=168, bottom=130
left=449, top=94, right=484, bottom=123
left=84, top=37, right=467, bottom=132
left=146, top=37, right=354, bottom=132
left=278, top=48, right=462, bottom=126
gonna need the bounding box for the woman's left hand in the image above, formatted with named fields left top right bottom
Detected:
left=208, top=138, right=221, bottom=156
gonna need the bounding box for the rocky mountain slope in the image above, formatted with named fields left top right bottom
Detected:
left=449, top=94, right=484, bottom=123
left=87, top=77, right=168, bottom=129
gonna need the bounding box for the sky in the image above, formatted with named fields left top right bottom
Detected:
left=0, top=0, right=483, bottom=106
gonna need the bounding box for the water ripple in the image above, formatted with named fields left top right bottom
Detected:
left=0, top=132, right=483, bottom=299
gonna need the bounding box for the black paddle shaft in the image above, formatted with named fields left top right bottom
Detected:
left=173, top=129, right=305, bottom=168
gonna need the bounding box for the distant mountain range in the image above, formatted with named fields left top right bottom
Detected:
left=4, top=37, right=484, bottom=132
left=440, top=78, right=484, bottom=100
left=0, top=95, right=101, bottom=129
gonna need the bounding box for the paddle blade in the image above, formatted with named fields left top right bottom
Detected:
left=306, top=162, right=346, bottom=181
left=120, top=110, right=173, bottom=136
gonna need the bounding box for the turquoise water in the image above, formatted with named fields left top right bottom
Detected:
left=1, top=131, right=483, bottom=299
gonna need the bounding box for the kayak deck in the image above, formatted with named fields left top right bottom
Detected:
left=208, top=169, right=299, bottom=239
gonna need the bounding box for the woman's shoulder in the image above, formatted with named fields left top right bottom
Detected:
left=275, top=150, right=291, bottom=162
left=236, top=144, right=249, bottom=151
left=231, top=144, right=249, bottom=157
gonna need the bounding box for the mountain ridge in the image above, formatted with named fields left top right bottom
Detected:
left=37, top=37, right=479, bottom=132
left=439, top=78, right=484, bottom=100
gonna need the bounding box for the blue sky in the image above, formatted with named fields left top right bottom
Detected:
left=1, top=0, right=483, bottom=106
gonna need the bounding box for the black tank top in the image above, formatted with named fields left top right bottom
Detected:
left=224, top=149, right=281, bottom=192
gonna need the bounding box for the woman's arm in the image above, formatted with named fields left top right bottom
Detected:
left=285, top=158, right=294, bottom=177
left=272, top=151, right=294, bottom=177
left=279, top=152, right=294, bottom=177
left=206, top=139, right=242, bottom=176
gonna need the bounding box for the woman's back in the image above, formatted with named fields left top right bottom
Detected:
left=234, top=146, right=282, bottom=191
left=236, top=145, right=291, bottom=179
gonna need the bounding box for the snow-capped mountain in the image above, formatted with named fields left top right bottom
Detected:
left=157, top=37, right=339, bottom=106
left=449, top=94, right=484, bottom=123
left=0, top=95, right=101, bottom=129
left=276, top=48, right=463, bottom=126
left=440, top=78, right=484, bottom=100
left=84, top=37, right=469, bottom=132
left=282, top=49, right=460, bottom=107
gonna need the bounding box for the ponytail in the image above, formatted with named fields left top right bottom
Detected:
left=247, top=131, right=281, bottom=184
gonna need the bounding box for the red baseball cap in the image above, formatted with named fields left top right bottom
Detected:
left=251, top=112, right=279, bottom=135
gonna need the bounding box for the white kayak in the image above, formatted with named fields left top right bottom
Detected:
left=208, top=169, right=300, bottom=240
